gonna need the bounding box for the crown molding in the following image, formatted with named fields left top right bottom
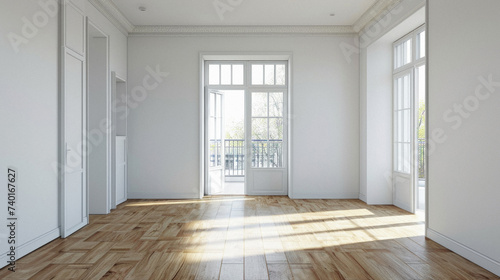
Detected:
left=88, top=0, right=134, bottom=34
left=130, top=25, right=355, bottom=35
left=91, top=0, right=398, bottom=36
left=352, top=0, right=401, bottom=32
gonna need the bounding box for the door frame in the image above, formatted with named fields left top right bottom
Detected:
left=199, top=53, right=293, bottom=198
left=86, top=19, right=111, bottom=214
left=111, top=72, right=128, bottom=207
left=391, top=24, right=426, bottom=213
left=413, top=61, right=426, bottom=212
left=59, top=0, right=88, bottom=238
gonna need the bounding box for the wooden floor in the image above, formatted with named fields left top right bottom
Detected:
left=1, top=196, right=498, bottom=279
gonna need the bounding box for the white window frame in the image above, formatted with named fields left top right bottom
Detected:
left=200, top=54, right=292, bottom=198
left=393, top=24, right=426, bottom=174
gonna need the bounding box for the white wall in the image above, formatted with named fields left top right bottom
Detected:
left=359, top=0, right=425, bottom=204
left=85, top=1, right=127, bottom=79
left=0, top=0, right=128, bottom=267
left=127, top=35, right=360, bottom=199
left=427, top=0, right=500, bottom=275
left=364, top=41, right=393, bottom=204
left=0, top=0, right=60, bottom=266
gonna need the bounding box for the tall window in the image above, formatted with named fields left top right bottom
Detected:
left=393, top=25, right=426, bottom=174
left=250, top=63, right=286, bottom=168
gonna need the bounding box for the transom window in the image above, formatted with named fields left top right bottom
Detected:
left=209, top=63, right=244, bottom=85
left=394, top=28, right=426, bottom=71
left=251, top=64, right=286, bottom=86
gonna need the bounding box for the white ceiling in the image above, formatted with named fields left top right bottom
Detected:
left=110, top=0, right=377, bottom=26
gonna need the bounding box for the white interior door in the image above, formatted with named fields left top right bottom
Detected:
left=246, top=90, right=288, bottom=195
left=393, top=70, right=415, bottom=213
left=61, top=1, right=88, bottom=238
left=207, top=89, right=224, bottom=195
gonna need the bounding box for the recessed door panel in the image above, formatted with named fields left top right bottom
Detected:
left=62, top=52, right=87, bottom=236
left=61, top=0, right=87, bottom=238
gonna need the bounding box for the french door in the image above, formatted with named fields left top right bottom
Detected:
left=206, top=89, right=224, bottom=195
left=393, top=69, right=415, bottom=212
left=392, top=25, right=426, bottom=213
left=246, top=90, right=287, bottom=195
left=205, top=61, right=288, bottom=195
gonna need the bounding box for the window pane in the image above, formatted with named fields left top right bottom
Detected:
left=405, top=39, right=412, bottom=64
left=216, top=117, right=221, bottom=139
left=209, top=65, right=220, bottom=85
left=209, top=92, right=215, bottom=117
left=252, top=118, right=268, bottom=140
left=268, top=141, right=283, bottom=168
left=216, top=140, right=222, bottom=166
left=232, top=64, right=244, bottom=85
left=265, top=64, right=275, bottom=85
left=221, top=65, right=231, bottom=85
left=417, top=65, right=426, bottom=101
left=398, top=111, right=403, bottom=142
left=216, top=94, right=222, bottom=117
left=252, top=92, right=268, bottom=117
left=394, top=113, right=398, bottom=142
left=209, top=117, right=215, bottom=139
left=404, top=109, right=410, bottom=142
left=269, top=92, right=283, bottom=117
left=394, top=45, right=400, bottom=69
left=276, top=65, right=286, bottom=85
left=269, top=118, right=283, bottom=140
left=398, top=78, right=404, bottom=109
left=403, top=143, right=410, bottom=173
left=418, top=31, right=426, bottom=58
left=252, top=64, right=264, bottom=85
left=252, top=141, right=268, bottom=168
left=394, top=38, right=412, bottom=69
left=403, top=75, right=410, bottom=108
left=399, top=143, right=404, bottom=172
left=209, top=141, right=215, bottom=167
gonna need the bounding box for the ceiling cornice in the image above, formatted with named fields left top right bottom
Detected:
left=93, top=0, right=398, bottom=36
left=130, top=25, right=355, bottom=35
left=352, top=0, right=401, bottom=32
left=89, top=0, right=134, bottom=34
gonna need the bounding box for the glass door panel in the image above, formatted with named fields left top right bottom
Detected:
left=246, top=89, right=287, bottom=195
left=393, top=70, right=414, bottom=212
left=207, top=90, right=224, bottom=194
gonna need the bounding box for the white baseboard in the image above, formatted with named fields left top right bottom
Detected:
left=427, top=228, right=500, bottom=276
left=127, top=192, right=199, bottom=199
left=0, top=227, right=60, bottom=269
left=291, top=192, right=359, bottom=199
